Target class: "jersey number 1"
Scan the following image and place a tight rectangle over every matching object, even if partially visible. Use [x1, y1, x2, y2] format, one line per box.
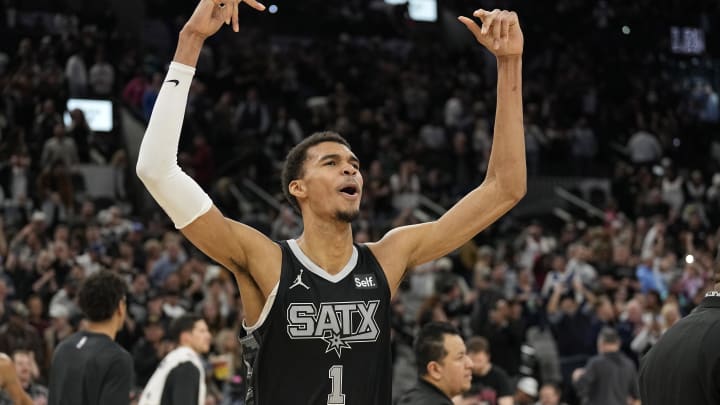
[327, 365, 345, 405]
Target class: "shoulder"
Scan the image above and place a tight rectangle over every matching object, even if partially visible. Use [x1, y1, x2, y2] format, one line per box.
[168, 362, 200, 381]
[491, 365, 511, 379]
[104, 342, 132, 367]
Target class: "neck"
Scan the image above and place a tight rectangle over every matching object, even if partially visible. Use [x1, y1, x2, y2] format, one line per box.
[420, 376, 452, 399]
[85, 319, 118, 340]
[297, 217, 354, 275]
[178, 343, 199, 355]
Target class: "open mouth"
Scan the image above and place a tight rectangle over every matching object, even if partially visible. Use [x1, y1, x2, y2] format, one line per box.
[339, 185, 358, 196]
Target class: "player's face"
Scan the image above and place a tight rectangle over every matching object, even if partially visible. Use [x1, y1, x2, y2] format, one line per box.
[296, 142, 363, 222]
[189, 320, 212, 354]
[439, 335, 473, 397]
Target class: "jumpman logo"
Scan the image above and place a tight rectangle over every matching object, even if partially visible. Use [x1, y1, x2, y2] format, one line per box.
[289, 269, 310, 290]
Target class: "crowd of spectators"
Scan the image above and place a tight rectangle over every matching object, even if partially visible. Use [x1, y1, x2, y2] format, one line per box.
[0, 0, 718, 404]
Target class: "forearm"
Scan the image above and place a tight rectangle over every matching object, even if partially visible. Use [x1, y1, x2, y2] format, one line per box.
[485, 56, 526, 198]
[174, 30, 206, 67]
[136, 33, 213, 228]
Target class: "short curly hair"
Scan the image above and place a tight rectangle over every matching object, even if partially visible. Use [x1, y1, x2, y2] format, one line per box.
[280, 131, 351, 213]
[78, 271, 128, 322]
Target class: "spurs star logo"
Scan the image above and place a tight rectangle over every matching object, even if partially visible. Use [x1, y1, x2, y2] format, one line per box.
[289, 269, 310, 290]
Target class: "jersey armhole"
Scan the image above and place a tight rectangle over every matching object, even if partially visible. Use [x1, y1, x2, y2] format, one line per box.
[358, 243, 392, 300]
[242, 282, 279, 333]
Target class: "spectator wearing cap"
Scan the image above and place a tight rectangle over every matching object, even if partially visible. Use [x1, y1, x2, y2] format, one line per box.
[515, 376, 538, 405]
[48, 276, 81, 321]
[43, 305, 74, 369]
[572, 327, 639, 405]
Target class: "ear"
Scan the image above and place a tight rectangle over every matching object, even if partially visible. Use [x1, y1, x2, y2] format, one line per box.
[426, 361, 443, 381]
[289, 179, 306, 200]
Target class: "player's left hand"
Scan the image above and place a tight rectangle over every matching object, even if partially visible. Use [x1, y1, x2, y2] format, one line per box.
[210, 0, 265, 33]
[458, 9, 523, 58]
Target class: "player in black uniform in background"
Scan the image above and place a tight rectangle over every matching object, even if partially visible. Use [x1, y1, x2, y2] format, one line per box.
[136, 1, 526, 404]
[48, 271, 133, 405]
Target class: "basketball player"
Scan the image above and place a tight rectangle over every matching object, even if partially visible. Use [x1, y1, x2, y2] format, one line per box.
[136, 1, 525, 404]
[139, 315, 211, 405]
[638, 276, 720, 404]
[0, 353, 32, 405]
[48, 272, 133, 405]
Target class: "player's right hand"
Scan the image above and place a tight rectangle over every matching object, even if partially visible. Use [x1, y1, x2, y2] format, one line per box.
[185, 0, 265, 38]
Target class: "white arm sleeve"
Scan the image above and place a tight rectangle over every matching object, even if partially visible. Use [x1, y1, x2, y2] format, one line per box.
[136, 62, 213, 229]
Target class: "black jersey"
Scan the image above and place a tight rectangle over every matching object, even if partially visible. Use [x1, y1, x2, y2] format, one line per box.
[242, 240, 392, 405]
[48, 331, 133, 405]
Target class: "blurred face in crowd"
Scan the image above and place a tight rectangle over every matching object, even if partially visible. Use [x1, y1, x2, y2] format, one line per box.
[538, 384, 560, 405]
[560, 296, 578, 315]
[625, 300, 643, 324]
[551, 255, 566, 273]
[12, 352, 33, 386]
[293, 141, 363, 223]
[596, 298, 614, 321]
[26, 296, 43, 318]
[144, 323, 164, 344]
[183, 320, 212, 354]
[469, 349, 490, 375]
[490, 299, 509, 324]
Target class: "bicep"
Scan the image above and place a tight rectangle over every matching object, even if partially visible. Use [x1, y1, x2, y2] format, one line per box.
[373, 180, 519, 290]
[181, 205, 281, 294]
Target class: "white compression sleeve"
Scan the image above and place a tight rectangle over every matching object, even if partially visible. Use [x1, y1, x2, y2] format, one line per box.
[136, 62, 213, 229]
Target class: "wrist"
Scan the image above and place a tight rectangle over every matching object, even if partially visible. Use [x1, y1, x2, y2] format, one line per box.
[174, 29, 206, 67]
[179, 27, 208, 43]
[497, 54, 522, 64]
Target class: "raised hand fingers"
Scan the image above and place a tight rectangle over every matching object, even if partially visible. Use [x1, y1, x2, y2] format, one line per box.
[210, 0, 231, 24]
[243, 0, 266, 12]
[491, 14, 502, 49]
[501, 14, 510, 46]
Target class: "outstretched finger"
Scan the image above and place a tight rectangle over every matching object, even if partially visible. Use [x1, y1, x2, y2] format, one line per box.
[243, 0, 266, 11]
[233, 0, 240, 31]
[457, 16, 483, 41]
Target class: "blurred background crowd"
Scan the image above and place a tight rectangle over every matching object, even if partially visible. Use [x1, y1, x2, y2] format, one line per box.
[0, 0, 718, 404]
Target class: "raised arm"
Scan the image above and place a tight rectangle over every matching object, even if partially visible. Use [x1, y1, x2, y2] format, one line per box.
[371, 9, 526, 292]
[135, 0, 280, 303]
